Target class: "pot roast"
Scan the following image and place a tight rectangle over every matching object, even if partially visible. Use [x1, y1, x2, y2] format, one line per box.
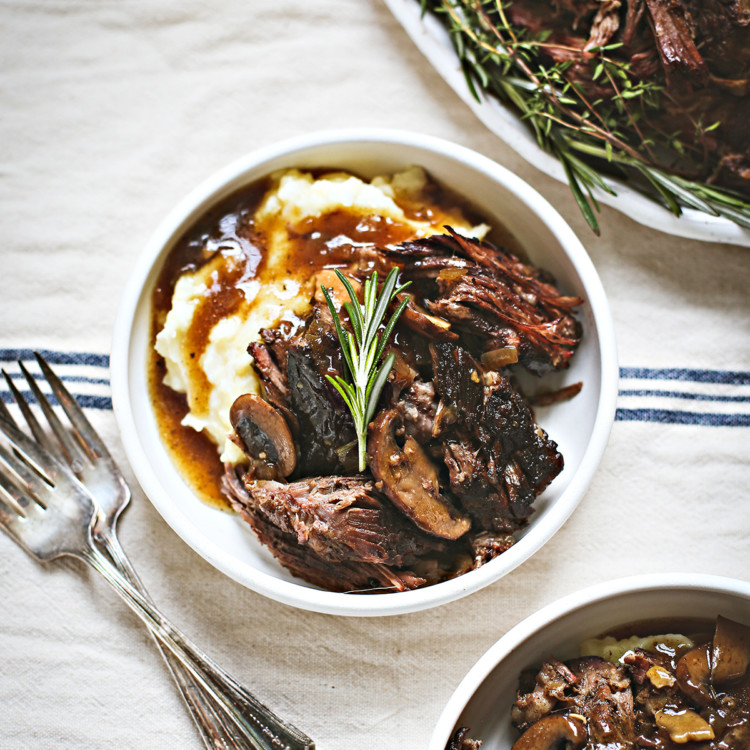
[224, 230, 582, 593]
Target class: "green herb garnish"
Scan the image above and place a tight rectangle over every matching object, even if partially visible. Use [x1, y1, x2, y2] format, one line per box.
[321, 268, 411, 472]
[418, 0, 750, 233]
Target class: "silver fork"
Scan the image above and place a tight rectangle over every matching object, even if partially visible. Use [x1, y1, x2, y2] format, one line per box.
[0, 357, 315, 750]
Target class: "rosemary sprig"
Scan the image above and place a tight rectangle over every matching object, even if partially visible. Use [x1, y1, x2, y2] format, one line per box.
[419, 0, 750, 233]
[321, 268, 411, 472]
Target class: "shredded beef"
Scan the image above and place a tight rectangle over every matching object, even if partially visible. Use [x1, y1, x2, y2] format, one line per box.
[500, 0, 750, 195]
[394, 229, 583, 376]
[227, 474, 447, 567]
[229, 230, 579, 592]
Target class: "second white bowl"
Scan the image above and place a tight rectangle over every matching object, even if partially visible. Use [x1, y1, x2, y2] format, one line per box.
[429, 573, 750, 748]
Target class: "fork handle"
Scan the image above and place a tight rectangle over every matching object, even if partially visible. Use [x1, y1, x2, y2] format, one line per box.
[83, 543, 315, 750]
[99, 530, 258, 750]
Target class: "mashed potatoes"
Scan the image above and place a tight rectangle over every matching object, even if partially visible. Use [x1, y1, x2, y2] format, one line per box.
[580, 633, 695, 664]
[155, 166, 489, 464]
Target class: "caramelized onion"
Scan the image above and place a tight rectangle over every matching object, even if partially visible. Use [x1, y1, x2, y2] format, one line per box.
[531, 381, 583, 406]
[655, 709, 715, 744]
[481, 346, 519, 369]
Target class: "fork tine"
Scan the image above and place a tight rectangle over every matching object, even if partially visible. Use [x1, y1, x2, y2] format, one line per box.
[34, 353, 110, 460]
[2, 369, 62, 461]
[0, 415, 66, 488]
[0, 439, 50, 509]
[0, 484, 30, 543]
[0, 390, 15, 426]
[18, 360, 91, 470]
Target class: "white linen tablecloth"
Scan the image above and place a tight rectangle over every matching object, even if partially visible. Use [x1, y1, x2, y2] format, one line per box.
[1, 2, 749, 748]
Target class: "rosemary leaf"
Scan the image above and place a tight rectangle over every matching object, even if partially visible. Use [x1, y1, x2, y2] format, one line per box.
[322, 268, 411, 472]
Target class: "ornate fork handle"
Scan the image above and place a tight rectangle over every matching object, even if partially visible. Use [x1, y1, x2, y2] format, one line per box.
[82, 539, 313, 750]
[98, 528, 253, 749]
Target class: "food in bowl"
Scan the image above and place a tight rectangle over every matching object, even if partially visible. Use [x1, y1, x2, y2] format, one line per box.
[448, 615, 750, 749]
[416, 1, 750, 232]
[149, 164, 583, 593]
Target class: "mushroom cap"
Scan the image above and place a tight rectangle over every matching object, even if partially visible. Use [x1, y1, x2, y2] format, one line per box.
[230, 393, 296, 478]
[711, 615, 750, 686]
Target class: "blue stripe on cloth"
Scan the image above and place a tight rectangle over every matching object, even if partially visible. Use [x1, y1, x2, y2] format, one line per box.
[616, 408, 750, 426]
[2, 350, 750, 423]
[618, 389, 750, 403]
[0, 348, 109, 368]
[0, 390, 112, 411]
[620, 366, 750, 386]
[3, 371, 110, 387]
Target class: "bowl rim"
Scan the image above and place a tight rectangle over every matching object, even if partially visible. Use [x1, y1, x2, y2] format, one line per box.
[428, 572, 750, 749]
[110, 127, 619, 616]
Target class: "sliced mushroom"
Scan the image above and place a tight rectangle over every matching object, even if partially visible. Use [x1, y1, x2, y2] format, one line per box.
[230, 393, 296, 479]
[711, 615, 750, 686]
[367, 409, 470, 540]
[676, 643, 713, 708]
[511, 714, 587, 750]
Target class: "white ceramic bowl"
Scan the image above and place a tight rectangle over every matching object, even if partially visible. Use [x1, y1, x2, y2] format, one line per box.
[429, 573, 750, 749]
[110, 128, 618, 616]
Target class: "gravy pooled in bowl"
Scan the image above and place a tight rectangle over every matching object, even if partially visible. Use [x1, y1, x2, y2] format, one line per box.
[149, 165, 583, 592]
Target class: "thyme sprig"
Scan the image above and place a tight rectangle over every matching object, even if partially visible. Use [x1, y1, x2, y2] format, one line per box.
[321, 268, 410, 472]
[420, 0, 750, 233]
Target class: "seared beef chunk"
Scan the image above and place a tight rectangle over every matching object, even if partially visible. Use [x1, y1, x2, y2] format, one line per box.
[511, 616, 750, 749]
[230, 230, 578, 592]
[431, 341, 485, 427]
[431, 342, 563, 531]
[248, 303, 358, 477]
[286, 341, 357, 475]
